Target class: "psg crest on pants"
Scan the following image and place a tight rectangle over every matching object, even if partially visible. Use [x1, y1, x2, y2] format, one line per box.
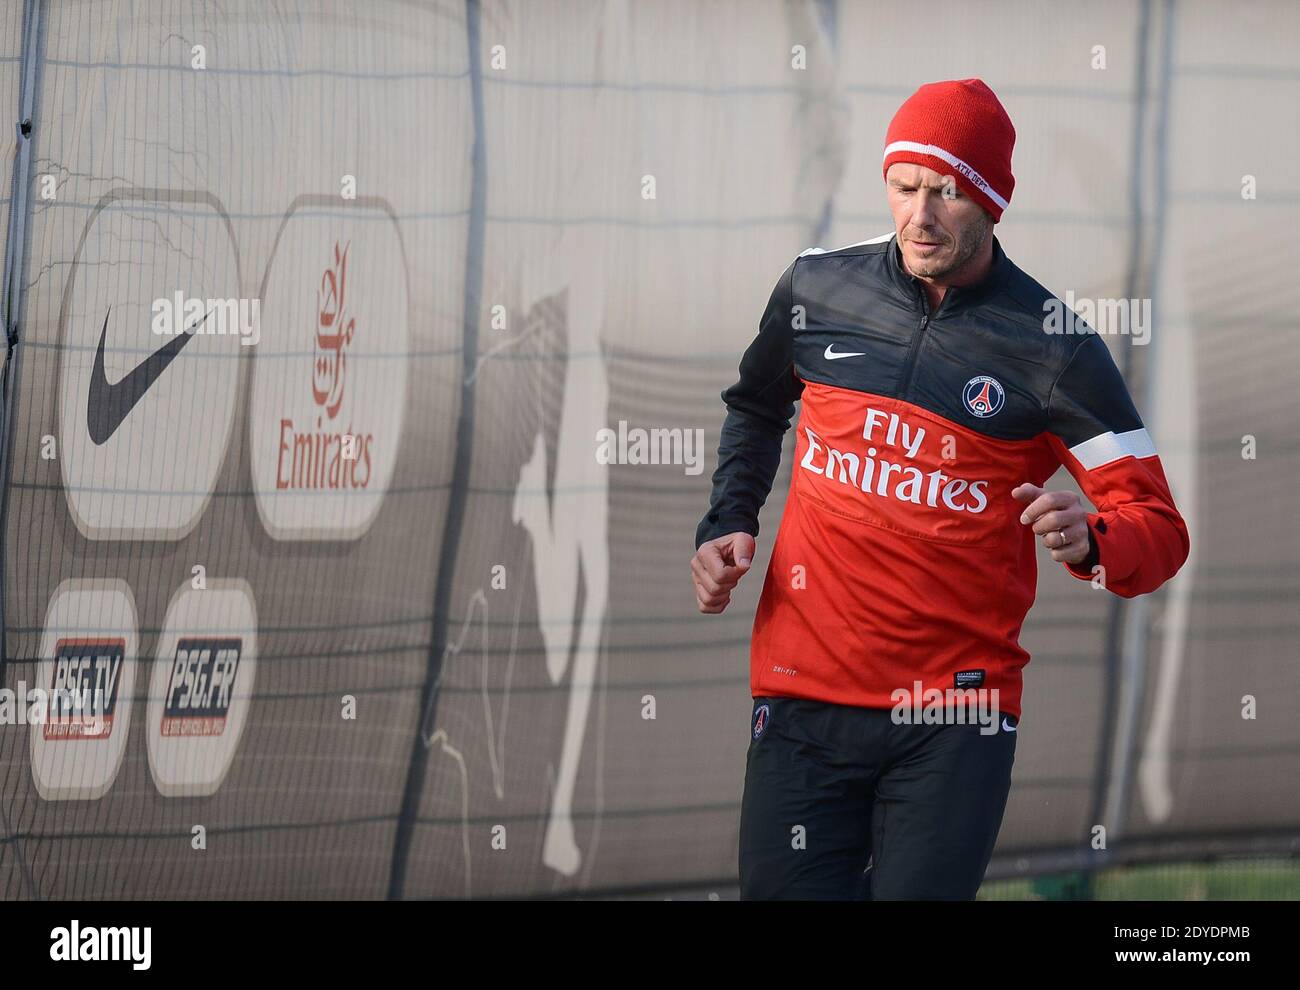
[963, 375, 1005, 418]
[752, 703, 770, 739]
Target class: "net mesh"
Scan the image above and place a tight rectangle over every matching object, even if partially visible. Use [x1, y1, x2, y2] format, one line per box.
[0, 0, 1296, 899]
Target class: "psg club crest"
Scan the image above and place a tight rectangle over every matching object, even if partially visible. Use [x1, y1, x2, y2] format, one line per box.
[963, 375, 1005, 418]
[752, 703, 770, 739]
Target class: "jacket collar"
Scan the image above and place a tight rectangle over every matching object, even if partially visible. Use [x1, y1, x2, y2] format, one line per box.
[885, 230, 1011, 313]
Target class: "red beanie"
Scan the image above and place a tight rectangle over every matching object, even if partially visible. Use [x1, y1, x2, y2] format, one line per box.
[882, 78, 1016, 223]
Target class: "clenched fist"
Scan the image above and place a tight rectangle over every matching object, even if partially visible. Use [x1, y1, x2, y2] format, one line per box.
[1011, 482, 1093, 565]
[691, 531, 756, 613]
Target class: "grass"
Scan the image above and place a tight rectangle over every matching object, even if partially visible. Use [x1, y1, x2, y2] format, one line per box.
[979, 858, 1300, 900]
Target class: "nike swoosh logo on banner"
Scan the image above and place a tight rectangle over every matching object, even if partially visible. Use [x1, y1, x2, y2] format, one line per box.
[1002, 717, 1017, 733]
[87, 306, 213, 445]
[824, 344, 866, 360]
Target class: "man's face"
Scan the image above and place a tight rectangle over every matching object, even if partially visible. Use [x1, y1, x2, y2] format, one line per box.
[886, 162, 991, 280]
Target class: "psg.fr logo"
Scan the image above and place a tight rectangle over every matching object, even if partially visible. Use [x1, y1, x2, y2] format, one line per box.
[962, 375, 1005, 418]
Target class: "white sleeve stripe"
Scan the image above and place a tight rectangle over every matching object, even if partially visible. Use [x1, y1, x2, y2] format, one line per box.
[1068, 428, 1157, 470]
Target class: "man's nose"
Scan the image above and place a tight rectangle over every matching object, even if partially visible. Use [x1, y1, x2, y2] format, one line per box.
[911, 189, 937, 229]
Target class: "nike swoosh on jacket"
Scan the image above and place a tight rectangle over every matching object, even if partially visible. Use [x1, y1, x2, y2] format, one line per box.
[695, 233, 1190, 720]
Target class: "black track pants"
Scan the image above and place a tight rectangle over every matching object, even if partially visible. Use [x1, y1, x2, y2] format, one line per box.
[738, 695, 1017, 900]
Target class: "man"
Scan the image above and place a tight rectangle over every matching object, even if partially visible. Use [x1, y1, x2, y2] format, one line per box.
[691, 78, 1189, 900]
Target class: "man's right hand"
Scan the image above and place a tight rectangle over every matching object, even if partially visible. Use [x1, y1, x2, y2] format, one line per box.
[691, 531, 757, 613]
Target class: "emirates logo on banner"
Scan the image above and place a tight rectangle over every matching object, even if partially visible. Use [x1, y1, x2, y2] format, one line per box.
[275, 240, 374, 491]
[250, 203, 409, 541]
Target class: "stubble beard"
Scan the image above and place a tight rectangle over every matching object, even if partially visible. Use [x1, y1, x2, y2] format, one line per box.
[907, 209, 991, 280]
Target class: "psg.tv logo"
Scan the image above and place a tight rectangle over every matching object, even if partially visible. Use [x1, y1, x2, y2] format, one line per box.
[45, 638, 123, 740]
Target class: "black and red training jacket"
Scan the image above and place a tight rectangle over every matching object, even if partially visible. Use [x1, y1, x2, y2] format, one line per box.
[696, 232, 1190, 720]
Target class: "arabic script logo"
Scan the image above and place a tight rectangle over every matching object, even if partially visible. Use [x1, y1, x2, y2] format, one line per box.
[312, 240, 356, 422]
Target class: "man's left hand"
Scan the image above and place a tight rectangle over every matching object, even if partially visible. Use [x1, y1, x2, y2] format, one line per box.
[1011, 483, 1092, 565]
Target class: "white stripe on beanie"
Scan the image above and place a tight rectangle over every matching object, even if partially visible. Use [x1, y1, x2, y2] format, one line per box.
[883, 140, 1010, 211]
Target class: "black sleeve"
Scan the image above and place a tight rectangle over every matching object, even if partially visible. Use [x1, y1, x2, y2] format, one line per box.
[694, 257, 804, 549]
